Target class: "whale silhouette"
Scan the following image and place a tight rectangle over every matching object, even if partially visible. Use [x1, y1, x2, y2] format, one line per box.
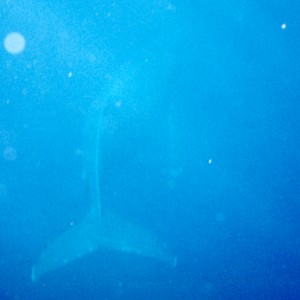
[31, 70, 176, 283]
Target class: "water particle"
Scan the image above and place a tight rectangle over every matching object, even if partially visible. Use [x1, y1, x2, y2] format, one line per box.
[281, 23, 286, 30]
[4, 32, 26, 55]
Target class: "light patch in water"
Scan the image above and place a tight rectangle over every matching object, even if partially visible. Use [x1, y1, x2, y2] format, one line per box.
[4, 32, 26, 55]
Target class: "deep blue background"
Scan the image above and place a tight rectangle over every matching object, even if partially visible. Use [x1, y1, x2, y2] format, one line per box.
[1, 0, 300, 299]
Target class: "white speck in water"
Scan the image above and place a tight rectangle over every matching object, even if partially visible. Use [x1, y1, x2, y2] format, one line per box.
[208, 159, 213, 164]
[4, 32, 26, 55]
[281, 23, 287, 30]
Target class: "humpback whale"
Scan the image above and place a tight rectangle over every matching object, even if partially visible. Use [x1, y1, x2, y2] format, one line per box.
[31, 71, 176, 283]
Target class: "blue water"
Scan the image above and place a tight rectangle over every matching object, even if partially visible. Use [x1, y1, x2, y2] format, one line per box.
[1, 0, 300, 299]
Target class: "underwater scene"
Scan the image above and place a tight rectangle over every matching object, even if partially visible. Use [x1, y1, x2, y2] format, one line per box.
[1, 0, 300, 299]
